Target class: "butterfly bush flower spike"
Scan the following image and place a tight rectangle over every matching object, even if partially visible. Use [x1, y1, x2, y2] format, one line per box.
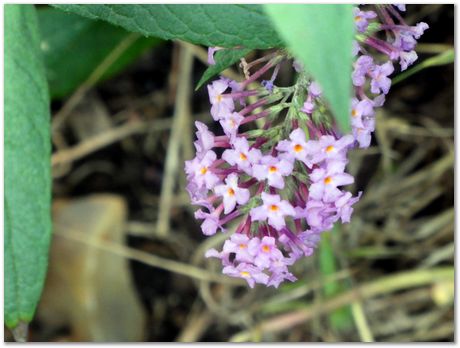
[186, 4, 428, 288]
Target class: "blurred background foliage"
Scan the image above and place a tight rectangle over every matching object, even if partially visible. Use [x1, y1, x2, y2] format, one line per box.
[37, 7, 162, 99]
[6, 4, 454, 342]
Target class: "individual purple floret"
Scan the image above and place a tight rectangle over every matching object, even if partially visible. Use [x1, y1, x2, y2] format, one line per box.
[195, 206, 225, 236]
[185, 150, 220, 190]
[261, 79, 274, 93]
[301, 100, 315, 115]
[214, 173, 250, 214]
[308, 81, 322, 98]
[350, 98, 375, 128]
[250, 193, 296, 230]
[276, 128, 316, 167]
[219, 112, 244, 139]
[399, 50, 418, 71]
[311, 135, 355, 164]
[193, 121, 215, 156]
[370, 61, 394, 94]
[252, 155, 293, 189]
[207, 78, 234, 120]
[309, 161, 355, 203]
[352, 55, 374, 87]
[352, 40, 361, 56]
[335, 191, 363, 223]
[353, 6, 377, 33]
[207, 47, 223, 65]
[223, 263, 269, 288]
[222, 137, 262, 175]
[248, 236, 284, 268]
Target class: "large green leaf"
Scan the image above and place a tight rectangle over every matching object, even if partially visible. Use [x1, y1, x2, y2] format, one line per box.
[5, 5, 52, 330]
[264, 5, 354, 132]
[196, 47, 252, 90]
[38, 7, 161, 100]
[52, 4, 283, 49]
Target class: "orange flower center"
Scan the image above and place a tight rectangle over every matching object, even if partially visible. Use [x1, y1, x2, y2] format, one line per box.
[240, 271, 250, 278]
[294, 144, 303, 153]
[227, 188, 235, 196]
[351, 109, 358, 117]
[239, 153, 248, 161]
[324, 176, 332, 185]
[216, 94, 223, 103]
[269, 166, 278, 173]
[239, 243, 247, 250]
[262, 245, 271, 253]
[326, 145, 334, 153]
[200, 167, 208, 175]
[269, 204, 279, 212]
[355, 15, 362, 21]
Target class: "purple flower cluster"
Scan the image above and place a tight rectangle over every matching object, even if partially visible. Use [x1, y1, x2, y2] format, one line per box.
[186, 5, 428, 288]
[350, 4, 428, 147]
[186, 73, 361, 288]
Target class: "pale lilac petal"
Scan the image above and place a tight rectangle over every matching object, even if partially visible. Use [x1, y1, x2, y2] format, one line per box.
[201, 218, 218, 236]
[381, 61, 394, 76]
[309, 81, 322, 97]
[278, 159, 294, 176]
[248, 148, 262, 164]
[250, 206, 267, 222]
[290, 128, 307, 143]
[252, 272, 269, 285]
[252, 164, 267, 181]
[276, 140, 291, 152]
[336, 134, 355, 149]
[247, 237, 261, 256]
[205, 248, 221, 258]
[261, 192, 280, 205]
[267, 172, 285, 189]
[228, 173, 239, 185]
[268, 214, 286, 230]
[327, 160, 347, 174]
[310, 168, 326, 182]
[214, 184, 227, 196]
[309, 183, 324, 200]
[301, 100, 314, 114]
[323, 186, 345, 202]
[204, 172, 220, 189]
[222, 149, 237, 165]
[223, 195, 237, 214]
[235, 188, 250, 205]
[278, 201, 296, 217]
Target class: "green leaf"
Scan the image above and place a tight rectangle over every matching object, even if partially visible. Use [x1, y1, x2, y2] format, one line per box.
[318, 228, 353, 331]
[52, 4, 283, 49]
[264, 4, 354, 132]
[38, 7, 161, 100]
[392, 48, 454, 85]
[5, 5, 52, 329]
[196, 47, 252, 90]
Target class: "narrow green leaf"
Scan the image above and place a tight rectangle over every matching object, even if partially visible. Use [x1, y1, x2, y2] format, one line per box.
[319, 228, 353, 331]
[264, 5, 354, 132]
[196, 48, 252, 90]
[5, 5, 52, 329]
[38, 7, 161, 100]
[392, 48, 454, 85]
[52, 4, 283, 49]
